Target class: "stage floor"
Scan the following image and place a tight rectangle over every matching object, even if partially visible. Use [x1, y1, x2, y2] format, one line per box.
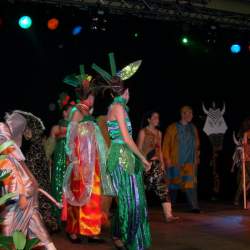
[52, 203, 250, 250]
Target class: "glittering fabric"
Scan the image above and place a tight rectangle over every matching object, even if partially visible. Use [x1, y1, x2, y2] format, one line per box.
[107, 115, 151, 250]
[51, 135, 67, 224]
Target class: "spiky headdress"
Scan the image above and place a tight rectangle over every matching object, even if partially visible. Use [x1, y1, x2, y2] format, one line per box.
[91, 52, 142, 94]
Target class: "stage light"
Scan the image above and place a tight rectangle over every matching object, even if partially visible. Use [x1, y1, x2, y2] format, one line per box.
[47, 18, 59, 30]
[230, 44, 241, 54]
[72, 25, 82, 36]
[18, 16, 32, 29]
[248, 44, 250, 52]
[134, 33, 139, 38]
[181, 37, 189, 45]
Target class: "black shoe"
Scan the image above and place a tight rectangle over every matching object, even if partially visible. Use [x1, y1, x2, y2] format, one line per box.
[87, 237, 106, 244]
[190, 208, 201, 214]
[67, 233, 82, 244]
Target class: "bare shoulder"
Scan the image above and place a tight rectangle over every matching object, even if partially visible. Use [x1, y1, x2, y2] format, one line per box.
[71, 108, 83, 121]
[112, 103, 124, 111]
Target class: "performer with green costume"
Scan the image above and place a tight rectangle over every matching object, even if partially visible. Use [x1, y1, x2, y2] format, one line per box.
[46, 93, 74, 224]
[92, 53, 151, 250]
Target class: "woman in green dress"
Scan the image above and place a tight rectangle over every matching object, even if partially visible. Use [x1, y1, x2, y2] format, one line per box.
[106, 77, 151, 250]
[46, 96, 73, 225]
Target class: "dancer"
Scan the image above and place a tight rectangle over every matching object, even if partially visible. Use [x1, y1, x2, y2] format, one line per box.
[92, 53, 151, 250]
[63, 65, 114, 243]
[15, 110, 59, 232]
[162, 106, 200, 213]
[233, 117, 250, 205]
[46, 93, 73, 224]
[137, 110, 178, 222]
[0, 112, 57, 250]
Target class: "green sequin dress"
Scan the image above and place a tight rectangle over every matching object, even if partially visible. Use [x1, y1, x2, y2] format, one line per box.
[51, 119, 68, 224]
[106, 97, 151, 250]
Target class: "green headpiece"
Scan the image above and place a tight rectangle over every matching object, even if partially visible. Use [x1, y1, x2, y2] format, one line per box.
[63, 65, 92, 89]
[91, 52, 142, 82]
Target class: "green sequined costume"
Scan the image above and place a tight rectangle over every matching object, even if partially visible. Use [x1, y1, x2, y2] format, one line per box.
[106, 97, 151, 250]
[51, 119, 68, 224]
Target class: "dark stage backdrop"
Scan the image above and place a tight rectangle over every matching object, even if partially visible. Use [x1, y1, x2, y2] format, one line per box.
[0, 2, 249, 201]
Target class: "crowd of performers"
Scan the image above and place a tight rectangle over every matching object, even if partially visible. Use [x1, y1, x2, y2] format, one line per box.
[0, 53, 248, 250]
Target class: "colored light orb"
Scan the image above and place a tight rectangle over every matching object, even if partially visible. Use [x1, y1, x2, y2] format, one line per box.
[72, 25, 82, 36]
[47, 18, 59, 30]
[18, 16, 32, 29]
[230, 44, 241, 54]
[182, 37, 189, 44]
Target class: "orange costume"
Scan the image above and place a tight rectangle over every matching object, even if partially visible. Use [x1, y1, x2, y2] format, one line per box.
[63, 109, 114, 236]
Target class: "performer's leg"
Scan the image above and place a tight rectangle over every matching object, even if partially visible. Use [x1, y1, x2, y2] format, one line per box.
[184, 188, 200, 211]
[149, 161, 179, 222]
[170, 189, 178, 204]
[111, 165, 151, 249]
[101, 196, 113, 227]
[234, 169, 243, 205]
[28, 209, 57, 249]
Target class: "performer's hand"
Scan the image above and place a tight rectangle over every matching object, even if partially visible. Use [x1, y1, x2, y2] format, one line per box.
[160, 162, 165, 171]
[142, 158, 151, 172]
[56, 202, 63, 209]
[19, 195, 28, 209]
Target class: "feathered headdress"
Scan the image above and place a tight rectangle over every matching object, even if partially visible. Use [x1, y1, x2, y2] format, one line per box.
[63, 65, 93, 100]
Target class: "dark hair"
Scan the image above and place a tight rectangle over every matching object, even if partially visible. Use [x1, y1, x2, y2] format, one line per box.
[141, 110, 159, 128]
[110, 76, 126, 97]
[92, 75, 127, 97]
[75, 86, 93, 101]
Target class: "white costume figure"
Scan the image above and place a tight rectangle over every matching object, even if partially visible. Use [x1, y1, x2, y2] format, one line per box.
[202, 102, 228, 136]
[202, 102, 228, 196]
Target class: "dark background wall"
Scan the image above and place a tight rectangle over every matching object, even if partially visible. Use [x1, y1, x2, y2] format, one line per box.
[0, 2, 250, 201]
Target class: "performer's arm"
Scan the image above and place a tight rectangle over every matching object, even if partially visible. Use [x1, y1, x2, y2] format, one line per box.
[66, 108, 82, 163]
[44, 125, 58, 160]
[114, 104, 151, 170]
[136, 129, 145, 152]
[159, 131, 165, 170]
